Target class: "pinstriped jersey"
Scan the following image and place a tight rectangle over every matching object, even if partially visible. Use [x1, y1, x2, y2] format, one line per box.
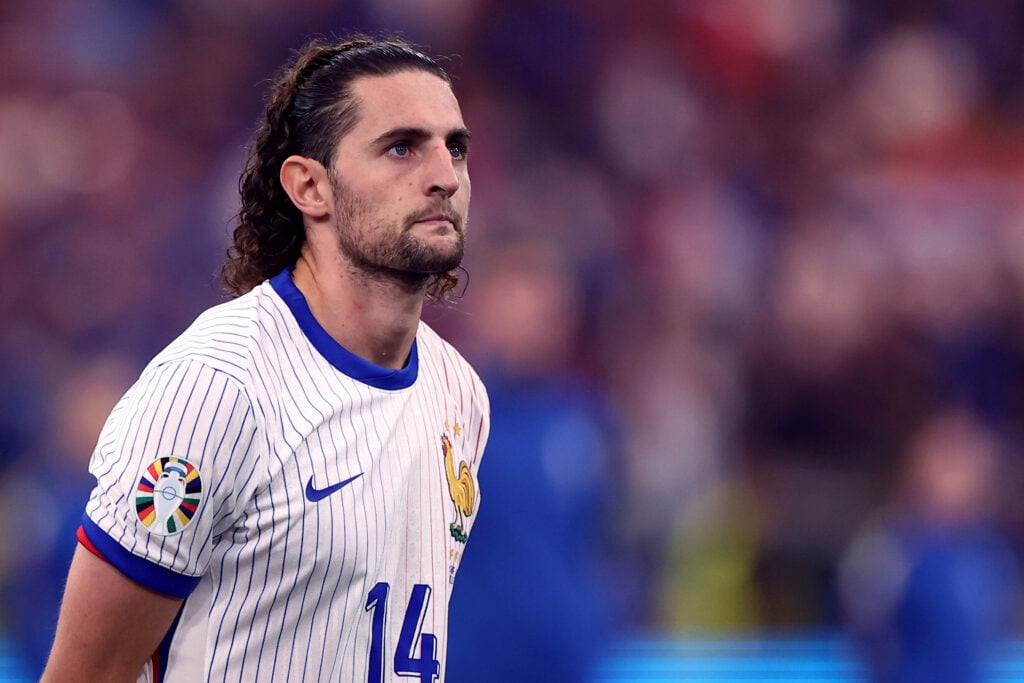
[80, 269, 489, 682]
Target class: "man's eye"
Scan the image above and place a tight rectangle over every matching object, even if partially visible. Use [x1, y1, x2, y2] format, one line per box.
[389, 143, 410, 157]
[448, 144, 466, 159]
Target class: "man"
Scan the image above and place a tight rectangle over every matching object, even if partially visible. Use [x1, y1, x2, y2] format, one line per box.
[838, 410, 1019, 683]
[43, 36, 489, 682]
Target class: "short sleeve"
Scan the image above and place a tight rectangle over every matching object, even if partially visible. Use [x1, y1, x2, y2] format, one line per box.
[81, 359, 261, 598]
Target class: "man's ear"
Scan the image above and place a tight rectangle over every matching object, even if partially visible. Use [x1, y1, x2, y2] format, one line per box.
[280, 155, 332, 219]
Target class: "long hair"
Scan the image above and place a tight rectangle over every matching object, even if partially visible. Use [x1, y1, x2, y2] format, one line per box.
[221, 36, 461, 300]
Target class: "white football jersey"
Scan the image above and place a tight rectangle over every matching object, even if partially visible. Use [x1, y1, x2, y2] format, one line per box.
[81, 269, 489, 682]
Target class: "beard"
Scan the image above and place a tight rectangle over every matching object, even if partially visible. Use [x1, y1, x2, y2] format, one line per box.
[333, 184, 466, 285]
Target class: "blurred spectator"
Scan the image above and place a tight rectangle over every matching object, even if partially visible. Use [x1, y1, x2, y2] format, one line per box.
[0, 356, 135, 674]
[447, 243, 627, 682]
[657, 478, 764, 632]
[838, 410, 1021, 683]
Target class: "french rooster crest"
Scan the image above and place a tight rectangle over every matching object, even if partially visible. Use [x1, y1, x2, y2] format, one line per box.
[442, 433, 475, 543]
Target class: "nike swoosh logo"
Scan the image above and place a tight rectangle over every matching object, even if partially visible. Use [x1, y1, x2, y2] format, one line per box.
[305, 473, 363, 502]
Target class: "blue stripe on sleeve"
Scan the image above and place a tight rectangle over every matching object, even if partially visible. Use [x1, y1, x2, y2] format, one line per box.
[81, 515, 202, 599]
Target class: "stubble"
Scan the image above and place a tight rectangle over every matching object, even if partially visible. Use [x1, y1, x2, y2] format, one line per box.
[332, 183, 466, 289]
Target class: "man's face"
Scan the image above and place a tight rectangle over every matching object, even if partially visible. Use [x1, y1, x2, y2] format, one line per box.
[329, 70, 471, 281]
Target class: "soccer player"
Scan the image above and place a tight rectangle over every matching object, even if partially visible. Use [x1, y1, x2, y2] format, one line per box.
[42, 36, 489, 682]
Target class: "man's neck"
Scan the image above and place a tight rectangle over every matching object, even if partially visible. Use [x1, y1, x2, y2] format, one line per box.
[290, 253, 425, 370]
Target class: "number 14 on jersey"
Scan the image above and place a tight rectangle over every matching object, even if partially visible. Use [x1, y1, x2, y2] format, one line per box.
[365, 582, 440, 682]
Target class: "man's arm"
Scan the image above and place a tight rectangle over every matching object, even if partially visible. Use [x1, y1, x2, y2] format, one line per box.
[42, 545, 184, 683]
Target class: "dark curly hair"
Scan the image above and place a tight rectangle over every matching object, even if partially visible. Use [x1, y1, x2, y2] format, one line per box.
[221, 36, 461, 300]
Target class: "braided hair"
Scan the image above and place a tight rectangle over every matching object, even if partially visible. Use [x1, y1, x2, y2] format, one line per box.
[221, 36, 458, 299]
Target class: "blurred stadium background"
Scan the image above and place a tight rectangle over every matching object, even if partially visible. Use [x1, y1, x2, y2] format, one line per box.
[3, 1, 1024, 681]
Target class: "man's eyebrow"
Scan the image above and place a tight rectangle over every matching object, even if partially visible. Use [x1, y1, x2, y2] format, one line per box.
[371, 126, 472, 146]
[372, 127, 431, 146]
[447, 128, 472, 147]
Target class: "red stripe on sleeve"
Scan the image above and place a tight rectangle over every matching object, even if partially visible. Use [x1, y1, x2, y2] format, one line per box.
[151, 651, 162, 682]
[76, 525, 107, 562]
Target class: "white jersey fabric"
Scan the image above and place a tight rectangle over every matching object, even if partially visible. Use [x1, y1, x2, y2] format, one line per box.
[80, 269, 490, 682]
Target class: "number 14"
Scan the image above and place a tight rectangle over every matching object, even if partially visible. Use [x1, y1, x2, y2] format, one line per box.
[365, 582, 440, 682]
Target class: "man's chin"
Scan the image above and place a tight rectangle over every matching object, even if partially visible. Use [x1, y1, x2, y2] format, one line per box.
[400, 236, 464, 274]
[411, 254, 463, 275]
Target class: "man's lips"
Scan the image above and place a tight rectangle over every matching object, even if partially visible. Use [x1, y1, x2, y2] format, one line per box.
[412, 214, 458, 230]
[407, 204, 463, 232]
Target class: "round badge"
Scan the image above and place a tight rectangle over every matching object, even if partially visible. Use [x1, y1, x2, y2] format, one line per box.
[135, 456, 203, 535]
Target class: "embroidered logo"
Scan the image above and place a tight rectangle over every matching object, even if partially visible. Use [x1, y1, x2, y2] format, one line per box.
[305, 473, 363, 502]
[135, 456, 203, 536]
[442, 425, 475, 543]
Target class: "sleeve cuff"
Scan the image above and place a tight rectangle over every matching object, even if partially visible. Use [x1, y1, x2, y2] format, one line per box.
[80, 514, 202, 599]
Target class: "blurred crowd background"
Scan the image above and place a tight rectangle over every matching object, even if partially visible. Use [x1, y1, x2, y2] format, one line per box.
[3, 1, 1024, 681]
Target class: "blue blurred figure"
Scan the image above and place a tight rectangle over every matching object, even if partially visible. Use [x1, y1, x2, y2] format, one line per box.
[0, 358, 132, 677]
[447, 243, 624, 682]
[839, 409, 1021, 683]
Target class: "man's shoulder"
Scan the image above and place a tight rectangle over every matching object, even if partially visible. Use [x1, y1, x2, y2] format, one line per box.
[417, 321, 470, 366]
[416, 321, 491, 452]
[148, 281, 289, 381]
[416, 321, 488, 394]
[190, 282, 280, 334]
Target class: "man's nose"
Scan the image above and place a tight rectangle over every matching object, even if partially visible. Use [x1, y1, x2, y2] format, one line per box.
[424, 145, 460, 197]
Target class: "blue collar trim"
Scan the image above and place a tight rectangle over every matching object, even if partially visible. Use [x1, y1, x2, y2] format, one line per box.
[269, 269, 418, 390]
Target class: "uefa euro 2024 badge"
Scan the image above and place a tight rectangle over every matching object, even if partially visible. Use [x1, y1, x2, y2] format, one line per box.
[135, 456, 203, 535]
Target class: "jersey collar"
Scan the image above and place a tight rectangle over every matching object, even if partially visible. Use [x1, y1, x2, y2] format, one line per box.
[269, 269, 419, 390]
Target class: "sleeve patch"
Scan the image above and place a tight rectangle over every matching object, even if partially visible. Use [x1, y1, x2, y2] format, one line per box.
[135, 456, 204, 536]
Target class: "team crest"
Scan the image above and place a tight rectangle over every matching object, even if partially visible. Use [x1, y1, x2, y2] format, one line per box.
[135, 456, 203, 536]
[441, 428, 475, 543]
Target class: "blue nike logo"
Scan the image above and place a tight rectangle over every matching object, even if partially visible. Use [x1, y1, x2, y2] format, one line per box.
[305, 473, 363, 502]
